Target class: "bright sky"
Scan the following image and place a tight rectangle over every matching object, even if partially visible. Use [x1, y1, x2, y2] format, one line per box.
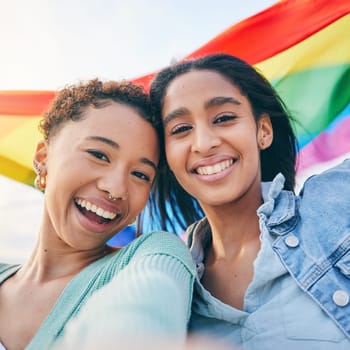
[0, 0, 278, 263]
[0, 0, 276, 90]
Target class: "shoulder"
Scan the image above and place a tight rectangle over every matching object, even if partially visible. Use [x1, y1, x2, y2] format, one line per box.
[0, 263, 20, 284]
[301, 159, 350, 194]
[122, 231, 196, 274]
[299, 159, 350, 210]
[293, 160, 350, 248]
[0, 263, 19, 274]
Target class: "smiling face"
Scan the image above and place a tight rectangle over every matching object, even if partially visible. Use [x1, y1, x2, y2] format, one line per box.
[162, 70, 272, 212]
[35, 102, 159, 251]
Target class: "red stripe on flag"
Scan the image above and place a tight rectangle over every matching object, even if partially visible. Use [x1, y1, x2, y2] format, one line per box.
[188, 0, 350, 65]
[0, 91, 55, 116]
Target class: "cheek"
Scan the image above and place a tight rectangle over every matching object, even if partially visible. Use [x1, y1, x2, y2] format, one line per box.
[130, 187, 152, 215]
[228, 127, 259, 154]
[165, 139, 182, 169]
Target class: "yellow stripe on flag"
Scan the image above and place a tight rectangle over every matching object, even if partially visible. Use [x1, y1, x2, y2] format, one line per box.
[0, 117, 42, 170]
[256, 15, 350, 80]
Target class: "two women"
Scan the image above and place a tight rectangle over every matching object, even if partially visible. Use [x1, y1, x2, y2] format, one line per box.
[2, 54, 349, 350]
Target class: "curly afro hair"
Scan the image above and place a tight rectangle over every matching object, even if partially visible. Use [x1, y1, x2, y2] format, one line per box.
[39, 79, 156, 140]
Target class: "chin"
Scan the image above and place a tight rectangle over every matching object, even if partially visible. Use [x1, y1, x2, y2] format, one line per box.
[200, 197, 232, 208]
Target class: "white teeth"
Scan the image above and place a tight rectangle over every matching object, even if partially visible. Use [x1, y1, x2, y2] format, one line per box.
[196, 159, 233, 175]
[75, 199, 117, 220]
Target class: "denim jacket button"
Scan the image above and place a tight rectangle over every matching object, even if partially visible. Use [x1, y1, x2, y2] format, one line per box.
[332, 290, 349, 307]
[284, 235, 299, 248]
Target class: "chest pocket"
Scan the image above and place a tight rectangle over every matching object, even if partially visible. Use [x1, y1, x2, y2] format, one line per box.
[281, 277, 346, 343]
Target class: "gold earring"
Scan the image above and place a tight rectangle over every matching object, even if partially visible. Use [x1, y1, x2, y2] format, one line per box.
[34, 175, 40, 188]
[34, 174, 46, 191]
[40, 175, 46, 189]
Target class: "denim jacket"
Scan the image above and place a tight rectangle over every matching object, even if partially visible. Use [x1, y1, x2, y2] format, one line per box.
[265, 159, 350, 338]
[187, 159, 350, 347]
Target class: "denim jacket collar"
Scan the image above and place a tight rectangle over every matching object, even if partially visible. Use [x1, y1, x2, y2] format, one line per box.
[187, 173, 299, 257]
[258, 173, 299, 236]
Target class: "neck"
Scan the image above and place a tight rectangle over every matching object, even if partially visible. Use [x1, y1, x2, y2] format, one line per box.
[18, 229, 107, 283]
[202, 193, 262, 261]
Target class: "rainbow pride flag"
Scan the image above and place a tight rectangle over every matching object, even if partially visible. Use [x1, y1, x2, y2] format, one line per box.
[1, 0, 350, 187]
[0, 91, 55, 185]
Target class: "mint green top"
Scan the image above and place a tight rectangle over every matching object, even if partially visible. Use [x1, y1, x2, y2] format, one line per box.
[0, 231, 196, 349]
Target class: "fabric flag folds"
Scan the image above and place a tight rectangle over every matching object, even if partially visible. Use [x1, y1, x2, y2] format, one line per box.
[1, 0, 350, 188]
[0, 91, 54, 185]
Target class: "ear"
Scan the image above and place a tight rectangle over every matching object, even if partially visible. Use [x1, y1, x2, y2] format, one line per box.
[33, 140, 49, 175]
[257, 114, 273, 150]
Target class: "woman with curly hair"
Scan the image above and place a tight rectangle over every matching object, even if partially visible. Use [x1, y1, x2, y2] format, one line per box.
[0, 79, 196, 350]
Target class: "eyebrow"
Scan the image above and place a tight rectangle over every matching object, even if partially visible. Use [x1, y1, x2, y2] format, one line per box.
[204, 96, 241, 109]
[86, 136, 157, 171]
[163, 107, 189, 128]
[86, 136, 119, 149]
[140, 157, 158, 172]
[163, 96, 241, 127]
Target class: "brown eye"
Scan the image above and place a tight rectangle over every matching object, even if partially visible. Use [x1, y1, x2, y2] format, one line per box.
[87, 150, 109, 162]
[214, 114, 236, 124]
[132, 171, 151, 182]
[171, 124, 192, 135]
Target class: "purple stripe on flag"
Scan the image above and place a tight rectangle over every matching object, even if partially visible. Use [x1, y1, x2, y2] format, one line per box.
[298, 114, 350, 170]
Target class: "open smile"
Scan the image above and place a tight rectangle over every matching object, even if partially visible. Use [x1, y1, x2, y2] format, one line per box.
[74, 198, 121, 225]
[194, 159, 234, 175]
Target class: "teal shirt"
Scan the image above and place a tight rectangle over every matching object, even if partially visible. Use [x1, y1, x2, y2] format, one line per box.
[0, 231, 196, 349]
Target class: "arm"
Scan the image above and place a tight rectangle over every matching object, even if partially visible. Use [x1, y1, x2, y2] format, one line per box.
[54, 232, 196, 349]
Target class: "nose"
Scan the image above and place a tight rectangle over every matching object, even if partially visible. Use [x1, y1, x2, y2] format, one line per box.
[98, 166, 129, 201]
[191, 125, 221, 153]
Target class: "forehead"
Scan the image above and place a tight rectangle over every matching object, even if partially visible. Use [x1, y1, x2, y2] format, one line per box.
[163, 70, 245, 111]
[80, 102, 147, 133]
[165, 70, 241, 100]
[51, 102, 159, 155]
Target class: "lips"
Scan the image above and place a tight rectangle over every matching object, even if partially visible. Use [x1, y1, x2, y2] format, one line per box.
[194, 158, 234, 175]
[74, 198, 122, 226]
